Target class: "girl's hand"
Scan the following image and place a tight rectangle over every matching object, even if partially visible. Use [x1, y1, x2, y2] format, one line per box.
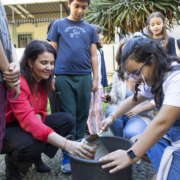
[124, 107, 140, 118]
[5, 82, 20, 101]
[102, 94, 109, 103]
[92, 79, 98, 92]
[100, 117, 114, 132]
[99, 150, 133, 173]
[3, 62, 20, 86]
[50, 77, 56, 91]
[67, 141, 95, 160]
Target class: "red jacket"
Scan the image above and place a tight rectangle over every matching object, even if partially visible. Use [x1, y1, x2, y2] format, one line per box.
[6, 75, 54, 142]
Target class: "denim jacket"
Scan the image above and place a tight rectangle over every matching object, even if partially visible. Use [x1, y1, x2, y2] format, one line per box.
[169, 37, 177, 57]
[100, 49, 108, 87]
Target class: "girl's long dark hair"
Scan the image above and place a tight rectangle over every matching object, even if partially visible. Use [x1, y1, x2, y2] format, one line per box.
[147, 12, 169, 47]
[20, 40, 57, 94]
[115, 37, 130, 81]
[121, 37, 180, 108]
[91, 24, 103, 50]
[47, 20, 56, 34]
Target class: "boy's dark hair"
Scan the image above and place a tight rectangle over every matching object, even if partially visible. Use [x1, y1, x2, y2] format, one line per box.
[20, 40, 57, 94]
[121, 36, 180, 108]
[91, 24, 102, 49]
[69, 0, 90, 5]
[147, 12, 169, 47]
[47, 20, 56, 34]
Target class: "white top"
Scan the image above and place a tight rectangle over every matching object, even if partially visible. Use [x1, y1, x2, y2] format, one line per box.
[157, 69, 180, 179]
[97, 50, 102, 89]
[157, 140, 180, 180]
[141, 63, 180, 108]
[110, 71, 154, 125]
[156, 67, 180, 179]
[140, 62, 180, 179]
[91, 49, 102, 89]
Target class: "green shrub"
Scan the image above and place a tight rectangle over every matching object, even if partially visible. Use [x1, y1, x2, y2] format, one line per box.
[102, 83, 113, 113]
[47, 99, 51, 115]
[104, 83, 112, 93]
[102, 102, 111, 113]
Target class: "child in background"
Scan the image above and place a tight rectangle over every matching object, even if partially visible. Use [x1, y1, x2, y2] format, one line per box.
[47, 0, 99, 173]
[147, 11, 177, 56]
[47, 20, 59, 114]
[87, 24, 108, 134]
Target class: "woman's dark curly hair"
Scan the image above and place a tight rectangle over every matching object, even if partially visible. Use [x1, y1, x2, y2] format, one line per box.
[115, 37, 131, 81]
[20, 40, 57, 94]
[121, 36, 180, 108]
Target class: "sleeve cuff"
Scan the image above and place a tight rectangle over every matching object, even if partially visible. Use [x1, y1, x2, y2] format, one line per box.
[110, 94, 117, 104]
[34, 126, 55, 143]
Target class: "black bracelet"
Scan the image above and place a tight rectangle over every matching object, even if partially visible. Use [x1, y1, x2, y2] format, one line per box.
[135, 139, 138, 143]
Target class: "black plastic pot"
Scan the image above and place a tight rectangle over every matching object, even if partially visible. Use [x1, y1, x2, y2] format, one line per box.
[68, 136, 133, 180]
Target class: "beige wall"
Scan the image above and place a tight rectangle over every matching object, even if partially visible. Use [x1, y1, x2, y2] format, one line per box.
[9, 21, 50, 46]
[167, 24, 180, 39]
[102, 44, 118, 84]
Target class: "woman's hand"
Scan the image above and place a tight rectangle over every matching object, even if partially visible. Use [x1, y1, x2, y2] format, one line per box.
[67, 141, 95, 160]
[100, 116, 114, 132]
[102, 94, 110, 103]
[99, 150, 133, 173]
[124, 107, 140, 118]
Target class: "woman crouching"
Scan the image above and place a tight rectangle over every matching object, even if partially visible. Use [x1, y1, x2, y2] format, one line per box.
[2, 40, 94, 180]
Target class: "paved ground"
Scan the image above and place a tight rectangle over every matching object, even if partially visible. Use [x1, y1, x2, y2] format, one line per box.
[0, 129, 156, 180]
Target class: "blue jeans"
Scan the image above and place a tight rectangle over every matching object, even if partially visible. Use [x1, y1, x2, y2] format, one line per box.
[105, 105, 147, 139]
[147, 120, 180, 179]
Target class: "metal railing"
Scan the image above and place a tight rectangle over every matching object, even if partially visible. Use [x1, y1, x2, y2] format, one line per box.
[8, 17, 59, 48]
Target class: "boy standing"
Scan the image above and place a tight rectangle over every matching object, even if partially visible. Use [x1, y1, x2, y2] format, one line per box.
[47, 0, 98, 140]
[47, 0, 98, 173]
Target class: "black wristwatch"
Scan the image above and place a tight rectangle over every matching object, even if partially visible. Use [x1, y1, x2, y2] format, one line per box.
[127, 148, 140, 164]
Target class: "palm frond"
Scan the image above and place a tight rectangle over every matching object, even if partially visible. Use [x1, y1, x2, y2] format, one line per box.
[85, 0, 180, 43]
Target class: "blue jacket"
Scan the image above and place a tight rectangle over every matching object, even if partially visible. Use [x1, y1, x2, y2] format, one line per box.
[169, 37, 177, 56]
[100, 49, 108, 87]
[156, 36, 177, 57]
